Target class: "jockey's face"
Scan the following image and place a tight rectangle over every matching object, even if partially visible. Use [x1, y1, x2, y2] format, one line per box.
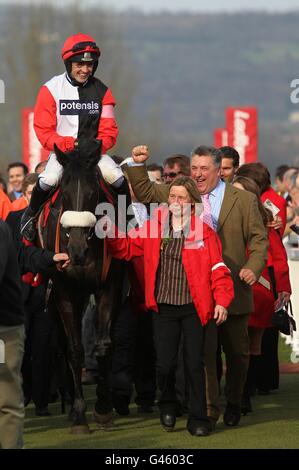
[71, 61, 93, 83]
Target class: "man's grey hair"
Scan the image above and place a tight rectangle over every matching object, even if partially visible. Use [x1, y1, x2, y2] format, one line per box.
[191, 145, 223, 168]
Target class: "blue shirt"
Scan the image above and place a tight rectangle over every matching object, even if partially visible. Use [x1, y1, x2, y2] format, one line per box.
[208, 179, 226, 231]
[13, 190, 23, 200]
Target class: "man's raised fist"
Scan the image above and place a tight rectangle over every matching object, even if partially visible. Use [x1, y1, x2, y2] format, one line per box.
[131, 145, 150, 164]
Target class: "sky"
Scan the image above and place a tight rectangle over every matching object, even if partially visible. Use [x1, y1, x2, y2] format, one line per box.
[104, 0, 299, 13]
[1, 0, 299, 12]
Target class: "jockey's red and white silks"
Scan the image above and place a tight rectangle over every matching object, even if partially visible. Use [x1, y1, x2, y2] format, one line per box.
[34, 73, 118, 154]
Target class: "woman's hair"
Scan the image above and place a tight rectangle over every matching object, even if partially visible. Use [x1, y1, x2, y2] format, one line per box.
[233, 175, 272, 226]
[169, 176, 202, 203]
[235, 162, 271, 193]
[22, 173, 38, 194]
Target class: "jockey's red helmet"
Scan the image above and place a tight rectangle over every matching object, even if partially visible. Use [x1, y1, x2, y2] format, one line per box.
[62, 33, 101, 78]
[61, 33, 101, 63]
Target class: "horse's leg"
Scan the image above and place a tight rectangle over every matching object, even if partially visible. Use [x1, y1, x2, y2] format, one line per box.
[93, 260, 126, 428]
[54, 286, 90, 434]
[47, 289, 69, 415]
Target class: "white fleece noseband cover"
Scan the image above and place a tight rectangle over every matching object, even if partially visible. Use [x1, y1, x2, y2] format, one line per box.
[60, 211, 97, 228]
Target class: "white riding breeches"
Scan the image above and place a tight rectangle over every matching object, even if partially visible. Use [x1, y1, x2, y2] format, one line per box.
[38, 152, 124, 191]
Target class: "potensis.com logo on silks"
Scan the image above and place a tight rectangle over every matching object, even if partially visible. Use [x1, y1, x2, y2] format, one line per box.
[59, 99, 100, 115]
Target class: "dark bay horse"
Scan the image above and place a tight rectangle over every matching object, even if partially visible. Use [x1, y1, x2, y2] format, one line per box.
[41, 139, 129, 433]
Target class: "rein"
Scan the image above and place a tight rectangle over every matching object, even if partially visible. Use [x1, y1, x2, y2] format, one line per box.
[55, 206, 64, 254]
[76, 180, 81, 211]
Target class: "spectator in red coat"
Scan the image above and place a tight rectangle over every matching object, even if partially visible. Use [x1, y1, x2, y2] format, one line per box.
[104, 176, 234, 436]
[236, 163, 291, 394]
[0, 187, 11, 221]
[233, 174, 291, 411]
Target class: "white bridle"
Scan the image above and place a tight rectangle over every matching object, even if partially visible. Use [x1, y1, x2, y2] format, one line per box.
[60, 211, 97, 228]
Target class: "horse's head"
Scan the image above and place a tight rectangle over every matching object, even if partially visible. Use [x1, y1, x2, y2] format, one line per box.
[54, 139, 103, 266]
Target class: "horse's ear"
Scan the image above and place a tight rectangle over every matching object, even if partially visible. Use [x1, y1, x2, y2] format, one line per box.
[89, 139, 102, 167]
[79, 138, 102, 169]
[54, 144, 68, 167]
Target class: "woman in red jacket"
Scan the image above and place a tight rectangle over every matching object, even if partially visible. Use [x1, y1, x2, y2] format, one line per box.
[104, 176, 234, 436]
[233, 175, 291, 412]
[236, 163, 291, 396]
[236, 162, 287, 235]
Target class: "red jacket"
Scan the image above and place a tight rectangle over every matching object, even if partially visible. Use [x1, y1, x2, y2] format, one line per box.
[10, 195, 28, 212]
[106, 212, 234, 326]
[250, 227, 291, 328]
[0, 188, 12, 221]
[261, 187, 287, 237]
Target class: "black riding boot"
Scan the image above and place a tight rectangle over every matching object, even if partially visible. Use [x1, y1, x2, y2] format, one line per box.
[20, 180, 52, 242]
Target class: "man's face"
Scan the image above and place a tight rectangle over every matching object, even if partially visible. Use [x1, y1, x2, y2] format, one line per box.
[148, 170, 163, 184]
[8, 166, 25, 192]
[163, 163, 183, 184]
[290, 185, 299, 206]
[191, 155, 221, 195]
[283, 169, 297, 192]
[220, 157, 237, 183]
[71, 61, 93, 84]
[275, 177, 285, 194]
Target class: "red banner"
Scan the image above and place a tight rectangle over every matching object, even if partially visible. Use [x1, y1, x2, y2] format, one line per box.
[22, 108, 48, 172]
[226, 107, 258, 165]
[214, 128, 228, 148]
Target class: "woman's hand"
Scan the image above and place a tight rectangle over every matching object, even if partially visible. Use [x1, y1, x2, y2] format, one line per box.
[131, 145, 149, 164]
[267, 215, 283, 231]
[53, 253, 70, 271]
[275, 291, 291, 309]
[214, 305, 228, 325]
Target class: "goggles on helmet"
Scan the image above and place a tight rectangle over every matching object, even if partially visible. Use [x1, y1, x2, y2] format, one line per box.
[63, 41, 100, 60]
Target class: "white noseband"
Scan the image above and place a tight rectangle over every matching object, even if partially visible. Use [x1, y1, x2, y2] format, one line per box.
[60, 211, 97, 228]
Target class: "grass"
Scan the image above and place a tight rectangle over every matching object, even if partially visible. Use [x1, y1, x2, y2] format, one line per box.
[24, 338, 299, 449]
[278, 335, 293, 363]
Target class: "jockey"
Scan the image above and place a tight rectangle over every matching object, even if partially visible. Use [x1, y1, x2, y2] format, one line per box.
[21, 33, 124, 241]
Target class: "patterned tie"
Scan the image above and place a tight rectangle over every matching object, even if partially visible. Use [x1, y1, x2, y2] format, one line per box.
[201, 193, 214, 230]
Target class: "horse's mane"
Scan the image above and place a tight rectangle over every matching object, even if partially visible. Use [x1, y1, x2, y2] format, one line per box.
[58, 140, 102, 188]
[61, 151, 97, 186]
